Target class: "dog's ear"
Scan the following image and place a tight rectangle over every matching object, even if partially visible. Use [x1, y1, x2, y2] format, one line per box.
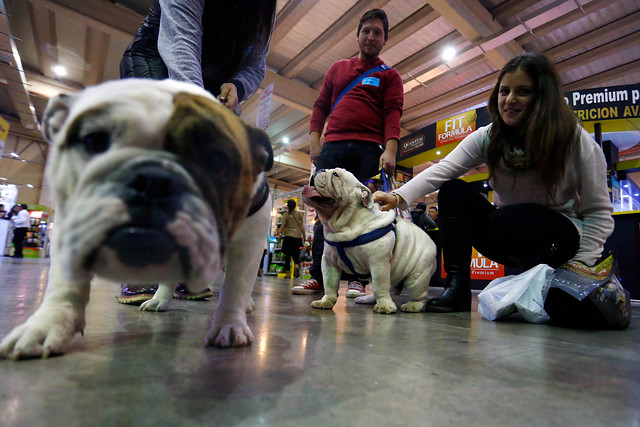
[42, 93, 73, 142]
[243, 123, 274, 174]
[359, 182, 374, 209]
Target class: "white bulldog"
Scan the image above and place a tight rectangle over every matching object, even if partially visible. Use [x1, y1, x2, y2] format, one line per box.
[302, 168, 437, 313]
[0, 79, 273, 359]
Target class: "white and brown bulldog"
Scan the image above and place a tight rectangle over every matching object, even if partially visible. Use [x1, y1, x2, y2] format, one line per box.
[303, 168, 437, 314]
[0, 79, 273, 359]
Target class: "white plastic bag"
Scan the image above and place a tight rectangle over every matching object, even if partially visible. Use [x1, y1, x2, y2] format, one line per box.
[478, 264, 554, 323]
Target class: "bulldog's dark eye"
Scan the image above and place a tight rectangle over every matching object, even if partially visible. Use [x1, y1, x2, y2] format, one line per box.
[82, 132, 111, 154]
[333, 172, 339, 177]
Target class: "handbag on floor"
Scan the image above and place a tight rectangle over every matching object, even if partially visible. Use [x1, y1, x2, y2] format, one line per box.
[544, 253, 632, 329]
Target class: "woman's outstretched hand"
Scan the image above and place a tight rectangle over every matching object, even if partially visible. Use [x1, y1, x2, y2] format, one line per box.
[373, 191, 397, 211]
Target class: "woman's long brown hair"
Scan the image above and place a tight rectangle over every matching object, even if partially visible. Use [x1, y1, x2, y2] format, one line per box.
[487, 52, 578, 201]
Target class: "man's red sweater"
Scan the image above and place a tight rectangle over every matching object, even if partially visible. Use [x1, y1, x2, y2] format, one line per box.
[309, 56, 404, 147]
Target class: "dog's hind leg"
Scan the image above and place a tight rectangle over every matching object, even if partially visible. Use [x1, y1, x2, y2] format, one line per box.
[400, 272, 432, 313]
[205, 196, 271, 348]
[140, 283, 176, 312]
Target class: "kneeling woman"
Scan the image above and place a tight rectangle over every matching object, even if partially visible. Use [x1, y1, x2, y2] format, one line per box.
[374, 52, 614, 313]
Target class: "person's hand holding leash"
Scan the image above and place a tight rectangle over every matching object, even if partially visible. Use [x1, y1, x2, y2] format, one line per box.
[218, 83, 239, 110]
[374, 191, 398, 211]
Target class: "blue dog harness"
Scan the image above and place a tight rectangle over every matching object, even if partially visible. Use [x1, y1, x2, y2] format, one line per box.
[324, 220, 397, 281]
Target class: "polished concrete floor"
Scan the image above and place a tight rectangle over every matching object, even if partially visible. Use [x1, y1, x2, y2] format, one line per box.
[0, 257, 639, 427]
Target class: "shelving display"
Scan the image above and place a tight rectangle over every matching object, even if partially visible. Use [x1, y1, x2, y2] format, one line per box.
[21, 209, 50, 258]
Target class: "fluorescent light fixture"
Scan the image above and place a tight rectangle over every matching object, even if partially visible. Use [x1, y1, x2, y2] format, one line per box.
[21, 159, 26, 163]
[52, 64, 67, 76]
[436, 150, 441, 155]
[26, 184, 33, 188]
[10, 152, 19, 158]
[0, 177, 6, 180]
[442, 47, 456, 61]
[282, 137, 289, 144]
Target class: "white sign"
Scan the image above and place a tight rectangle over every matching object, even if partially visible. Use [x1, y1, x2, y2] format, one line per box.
[256, 83, 274, 131]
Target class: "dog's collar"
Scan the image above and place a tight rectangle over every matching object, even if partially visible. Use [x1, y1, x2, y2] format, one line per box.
[324, 220, 397, 281]
[247, 176, 269, 217]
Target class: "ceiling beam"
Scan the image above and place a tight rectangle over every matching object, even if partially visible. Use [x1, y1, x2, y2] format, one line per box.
[262, 69, 318, 115]
[26, 0, 141, 40]
[516, 0, 611, 46]
[564, 58, 640, 91]
[83, 27, 109, 87]
[555, 31, 640, 75]
[270, 0, 317, 47]
[428, 0, 523, 69]
[491, 0, 540, 23]
[544, 11, 640, 62]
[28, 2, 57, 80]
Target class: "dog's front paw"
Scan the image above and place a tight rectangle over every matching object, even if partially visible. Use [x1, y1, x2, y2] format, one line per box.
[139, 298, 171, 312]
[246, 296, 256, 314]
[354, 294, 376, 305]
[311, 295, 337, 309]
[0, 310, 84, 360]
[401, 301, 426, 313]
[206, 317, 253, 348]
[373, 298, 397, 314]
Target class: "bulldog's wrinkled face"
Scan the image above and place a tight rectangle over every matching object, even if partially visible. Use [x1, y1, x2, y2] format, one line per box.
[42, 79, 272, 287]
[302, 168, 373, 221]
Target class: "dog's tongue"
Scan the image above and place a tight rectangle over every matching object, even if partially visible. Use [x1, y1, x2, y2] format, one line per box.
[303, 185, 321, 198]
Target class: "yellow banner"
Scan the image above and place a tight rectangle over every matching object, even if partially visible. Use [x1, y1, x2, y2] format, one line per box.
[436, 110, 477, 147]
[0, 115, 9, 141]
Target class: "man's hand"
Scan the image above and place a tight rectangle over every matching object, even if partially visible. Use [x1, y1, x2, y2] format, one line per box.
[218, 83, 239, 110]
[373, 191, 397, 211]
[379, 138, 398, 176]
[309, 131, 322, 164]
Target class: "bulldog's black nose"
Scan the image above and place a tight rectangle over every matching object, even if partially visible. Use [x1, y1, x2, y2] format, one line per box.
[122, 164, 189, 226]
[309, 169, 324, 187]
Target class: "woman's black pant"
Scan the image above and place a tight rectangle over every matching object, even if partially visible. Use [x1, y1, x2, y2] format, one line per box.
[438, 179, 580, 270]
[282, 236, 303, 272]
[12, 227, 27, 258]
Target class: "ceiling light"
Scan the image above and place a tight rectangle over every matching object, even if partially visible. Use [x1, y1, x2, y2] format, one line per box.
[52, 65, 67, 76]
[442, 47, 456, 61]
[26, 184, 33, 188]
[0, 177, 6, 180]
[21, 159, 26, 163]
[10, 152, 19, 158]
[436, 150, 441, 155]
[282, 137, 289, 144]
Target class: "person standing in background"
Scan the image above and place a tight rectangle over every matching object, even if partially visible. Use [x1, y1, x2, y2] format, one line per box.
[292, 8, 404, 297]
[428, 206, 439, 224]
[276, 199, 306, 277]
[11, 204, 31, 259]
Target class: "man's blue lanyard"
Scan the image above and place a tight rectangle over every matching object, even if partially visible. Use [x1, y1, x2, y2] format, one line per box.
[331, 64, 391, 113]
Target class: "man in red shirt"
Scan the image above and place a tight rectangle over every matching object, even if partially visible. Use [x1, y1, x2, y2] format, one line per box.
[292, 8, 404, 296]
